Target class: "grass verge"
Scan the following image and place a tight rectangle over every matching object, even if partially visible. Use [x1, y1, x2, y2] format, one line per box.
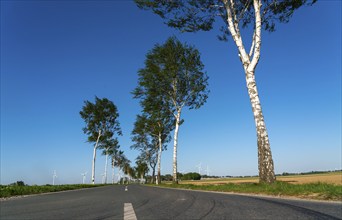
[157, 181, 342, 201]
[0, 184, 107, 198]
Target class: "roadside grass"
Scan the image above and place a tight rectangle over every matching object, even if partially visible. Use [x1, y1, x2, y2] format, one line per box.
[0, 184, 107, 198]
[157, 181, 342, 201]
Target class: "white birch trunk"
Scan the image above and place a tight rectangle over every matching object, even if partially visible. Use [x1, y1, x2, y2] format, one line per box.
[156, 132, 163, 185]
[245, 70, 275, 183]
[104, 152, 108, 184]
[223, 0, 275, 183]
[112, 159, 115, 184]
[91, 130, 101, 184]
[172, 109, 181, 183]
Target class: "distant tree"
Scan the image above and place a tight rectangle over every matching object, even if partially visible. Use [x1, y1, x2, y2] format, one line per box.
[130, 104, 173, 184]
[99, 138, 120, 184]
[161, 174, 173, 181]
[177, 172, 184, 180]
[135, 0, 316, 183]
[135, 157, 149, 181]
[181, 172, 201, 181]
[80, 96, 122, 184]
[142, 149, 158, 183]
[13, 181, 25, 186]
[111, 150, 125, 184]
[131, 114, 161, 184]
[134, 37, 209, 183]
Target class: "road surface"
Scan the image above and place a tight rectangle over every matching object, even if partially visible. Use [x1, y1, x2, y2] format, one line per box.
[1, 184, 341, 219]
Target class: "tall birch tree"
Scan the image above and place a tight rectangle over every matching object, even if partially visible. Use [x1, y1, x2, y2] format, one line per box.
[131, 114, 169, 184]
[134, 37, 209, 183]
[80, 97, 122, 184]
[131, 94, 174, 184]
[99, 138, 120, 184]
[135, 0, 316, 183]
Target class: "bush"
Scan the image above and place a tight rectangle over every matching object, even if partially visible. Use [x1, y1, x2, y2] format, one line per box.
[181, 172, 201, 180]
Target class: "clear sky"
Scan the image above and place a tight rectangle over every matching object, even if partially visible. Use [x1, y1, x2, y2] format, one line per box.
[1, 0, 341, 185]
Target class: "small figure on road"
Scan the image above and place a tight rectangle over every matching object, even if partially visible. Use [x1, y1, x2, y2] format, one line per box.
[125, 185, 128, 192]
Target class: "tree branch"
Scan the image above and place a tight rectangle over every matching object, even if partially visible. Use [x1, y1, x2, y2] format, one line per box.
[223, 0, 250, 68]
[249, 30, 256, 58]
[248, 0, 262, 72]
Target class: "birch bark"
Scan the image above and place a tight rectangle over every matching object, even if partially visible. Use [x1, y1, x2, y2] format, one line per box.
[91, 130, 101, 184]
[172, 109, 181, 184]
[246, 70, 275, 183]
[224, 0, 276, 183]
[112, 159, 115, 184]
[104, 152, 108, 184]
[156, 133, 162, 185]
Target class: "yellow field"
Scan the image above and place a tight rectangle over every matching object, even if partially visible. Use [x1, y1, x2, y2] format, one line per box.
[181, 172, 342, 185]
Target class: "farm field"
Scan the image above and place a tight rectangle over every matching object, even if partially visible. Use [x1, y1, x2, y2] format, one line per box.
[180, 172, 342, 185]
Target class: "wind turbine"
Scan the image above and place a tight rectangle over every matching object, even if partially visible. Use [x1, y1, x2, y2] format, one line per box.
[101, 173, 105, 184]
[81, 172, 87, 184]
[179, 170, 185, 174]
[52, 170, 57, 185]
[196, 162, 202, 174]
[205, 165, 211, 176]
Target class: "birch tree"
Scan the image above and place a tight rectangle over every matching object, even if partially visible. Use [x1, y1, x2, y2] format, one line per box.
[131, 115, 162, 182]
[80, 97, 122, 184]
[99, 138, 120, 184]
[135, 156, 149, 181]
[135, 0, 316, 183]
[111, 150, 128, 183]
[131, 93, 174, 184]
[134, 37, 209, 183]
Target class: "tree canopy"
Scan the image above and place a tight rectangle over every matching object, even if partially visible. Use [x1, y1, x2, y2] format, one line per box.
[133, 36, 209, 114]
[133, 36, 209, 183]
[80, 96, 122, 143]
[136, 0, 316, 40]
[80, 96, 122, 184]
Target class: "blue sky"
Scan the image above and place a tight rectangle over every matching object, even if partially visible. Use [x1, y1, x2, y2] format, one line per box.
[1, 0, 341, 185]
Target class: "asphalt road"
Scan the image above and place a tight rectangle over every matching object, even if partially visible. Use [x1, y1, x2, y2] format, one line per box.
[1, 184, 341, 219]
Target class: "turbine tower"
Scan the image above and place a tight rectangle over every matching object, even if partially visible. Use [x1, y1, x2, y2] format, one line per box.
[81, 172, 87, 184]
[196, 162, 202, 174]
[52, 170, 57, 185]
[205, 165, 210, 176]
[101, 173, 105, 184]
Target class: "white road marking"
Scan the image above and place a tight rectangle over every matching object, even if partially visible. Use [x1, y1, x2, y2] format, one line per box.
[124, 203, 137, 220]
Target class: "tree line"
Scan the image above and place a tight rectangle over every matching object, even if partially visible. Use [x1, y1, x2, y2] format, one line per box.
[79, 37, 209, 184]
[80, 0, 316, 185]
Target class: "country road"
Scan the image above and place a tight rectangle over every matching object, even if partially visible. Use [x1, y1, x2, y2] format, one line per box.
[1, 185, 341, 219]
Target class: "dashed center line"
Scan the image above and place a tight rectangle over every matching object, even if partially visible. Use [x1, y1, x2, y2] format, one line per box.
[124, 203, 137, 220]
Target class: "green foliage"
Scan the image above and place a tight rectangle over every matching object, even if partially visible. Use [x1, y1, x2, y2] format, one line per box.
[9, 181, 25, 186]
[130, 113, 172, 184]
[135, 157, 149, 178]
[133, 36, 209, 113]
[0, 184, 106, 198]
[135, 0, 316, 40]
[181, 172, 201, 180]
[133, 36, 209, 183]
[112, 150, 130, 171]
[80, 96, 122, 144]
[278, 170, 339, 176]
[161, 174, 173, 181]
[159, 181, 341, 201]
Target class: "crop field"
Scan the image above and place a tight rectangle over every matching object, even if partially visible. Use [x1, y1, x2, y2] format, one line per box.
[180, 172, 342, 185]
[161, 172, 342, 201]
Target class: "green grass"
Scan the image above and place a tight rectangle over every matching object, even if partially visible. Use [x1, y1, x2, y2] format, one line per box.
[0, 184, 107, 198]
[156, 181, 342, 201]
